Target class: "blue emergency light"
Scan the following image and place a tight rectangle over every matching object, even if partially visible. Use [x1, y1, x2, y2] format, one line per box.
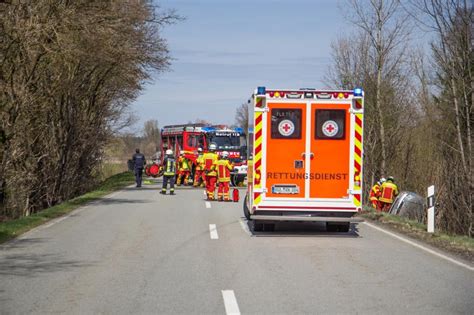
[202, 126, 216, 132]
[257, 86, 266, 95]
[353, 87, 363, 96]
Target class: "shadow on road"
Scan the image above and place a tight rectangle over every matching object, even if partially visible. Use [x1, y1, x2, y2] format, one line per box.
[0, 238, 94, 277]
[244, 219, 360, 238]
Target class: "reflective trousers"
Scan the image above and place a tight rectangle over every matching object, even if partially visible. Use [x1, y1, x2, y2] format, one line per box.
[217, 181, 230, 201]
[205, 176, 217, 200]
[162, 175, 175, 192]
[193, 170, 205, 187]
[177, 170, 191, 186]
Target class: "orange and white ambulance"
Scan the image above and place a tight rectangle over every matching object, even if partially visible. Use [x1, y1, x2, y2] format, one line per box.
[244, 87, 364, 232]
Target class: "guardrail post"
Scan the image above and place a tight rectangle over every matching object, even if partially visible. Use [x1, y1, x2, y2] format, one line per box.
[427, 185, 435, 233]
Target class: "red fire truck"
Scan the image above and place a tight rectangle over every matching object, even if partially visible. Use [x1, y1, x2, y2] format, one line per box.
[158, 124, 247, 186]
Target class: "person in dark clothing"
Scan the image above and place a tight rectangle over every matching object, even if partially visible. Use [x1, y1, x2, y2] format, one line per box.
[160, 149, 176, 195]
[132, 148, 146, 187]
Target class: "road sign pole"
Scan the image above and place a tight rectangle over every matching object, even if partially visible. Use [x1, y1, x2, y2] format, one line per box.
[427, 185, 435, 233]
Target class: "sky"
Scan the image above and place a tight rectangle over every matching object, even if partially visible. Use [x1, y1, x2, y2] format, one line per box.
[131, 0, 349, 132]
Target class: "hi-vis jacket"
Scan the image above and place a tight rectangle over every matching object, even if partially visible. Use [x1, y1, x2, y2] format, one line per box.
[369, 183, 381, 201]
[195, 154, 204, 171]
[178, 156, 191, 171]
[203, 152, 218, 176]
[162, 156, 176, 176]
[216, 159, 233, 182]
[379, 182, 399, 203]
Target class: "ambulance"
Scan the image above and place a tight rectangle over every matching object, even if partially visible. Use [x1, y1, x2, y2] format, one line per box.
[244, 87, 364, 232]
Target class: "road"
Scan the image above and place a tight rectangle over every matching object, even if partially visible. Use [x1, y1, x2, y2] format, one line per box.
[1, 180, 473, 314]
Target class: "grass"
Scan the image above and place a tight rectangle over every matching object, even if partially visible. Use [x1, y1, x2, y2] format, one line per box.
[0, 171, 135, 244]
[360, 207, 474, 262]
[97, 162, 129, 181]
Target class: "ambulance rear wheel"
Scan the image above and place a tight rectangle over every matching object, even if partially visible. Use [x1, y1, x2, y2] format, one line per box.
[243, 195, 251, 220]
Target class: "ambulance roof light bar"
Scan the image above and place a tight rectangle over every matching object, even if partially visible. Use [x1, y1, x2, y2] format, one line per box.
[353, 87, 363, 96]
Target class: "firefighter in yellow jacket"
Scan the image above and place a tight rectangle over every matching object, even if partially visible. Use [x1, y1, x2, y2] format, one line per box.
[193, 148, 205, 187]
[203, 143, 219, 200]
[177, 152, 192, 186]
[216, 151, 234, 201]
[379, 176, 399, 212]
[369, 178, 385, 210]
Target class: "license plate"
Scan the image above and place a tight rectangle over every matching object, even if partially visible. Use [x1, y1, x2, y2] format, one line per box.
[272, 184, 299, 194]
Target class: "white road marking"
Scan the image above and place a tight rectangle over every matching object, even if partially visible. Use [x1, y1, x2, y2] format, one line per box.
[363, 222, 474, 271]
[205, 201, 211, 208]
[222, 290, 241, 315]
[209, 224, 219, 239]
[203, 190, 207, 196]
[239, 218, 252, 236]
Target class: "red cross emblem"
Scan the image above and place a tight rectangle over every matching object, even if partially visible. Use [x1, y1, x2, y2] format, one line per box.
[322, 120, 338, 137]
[325, 124, 335, 133]
[278, 119, 295, 136]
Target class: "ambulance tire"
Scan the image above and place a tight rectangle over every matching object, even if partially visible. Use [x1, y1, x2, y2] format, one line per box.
[326, 222, 350, 233]
[243, 195, 251, 220]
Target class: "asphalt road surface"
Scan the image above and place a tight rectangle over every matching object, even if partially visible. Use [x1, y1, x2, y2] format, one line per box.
[1, 179, 473, 314]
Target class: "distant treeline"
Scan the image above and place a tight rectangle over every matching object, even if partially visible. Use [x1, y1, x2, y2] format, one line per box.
[0, 1, 178, 218]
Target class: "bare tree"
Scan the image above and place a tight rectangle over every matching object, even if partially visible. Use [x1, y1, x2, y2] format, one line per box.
[409, 0, 473, 236]
[347, 0, 412, 175]
[234, 103, 249, 133]
[0, 0, 179, 218]
[327, 0, 414, 195]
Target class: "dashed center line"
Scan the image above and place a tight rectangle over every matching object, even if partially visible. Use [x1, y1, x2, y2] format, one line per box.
[205, 201, 211, 208]
[209, 224, 219, 239]
[222, 290, 240, 315]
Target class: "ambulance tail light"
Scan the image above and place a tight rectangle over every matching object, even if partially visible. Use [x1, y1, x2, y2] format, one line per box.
[354, 173, 361, 187]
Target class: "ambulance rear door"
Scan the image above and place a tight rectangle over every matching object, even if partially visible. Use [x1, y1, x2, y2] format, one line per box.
[309, 102, 351, 199]
[261, 96, 354, 203]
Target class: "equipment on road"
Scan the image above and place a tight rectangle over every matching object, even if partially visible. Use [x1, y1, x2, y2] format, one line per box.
[244, 87, 365, 232]
[232, 188, 239, 202]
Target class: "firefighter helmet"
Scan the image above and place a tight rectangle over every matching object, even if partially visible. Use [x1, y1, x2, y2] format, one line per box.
[222, 151, 229, 158]
[165, 149, 173, 155]
[387, 176, 395, 182]
[380, 177, 386, 183]
[197, 147, 203, 152]
[209, 143, 217, 151]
